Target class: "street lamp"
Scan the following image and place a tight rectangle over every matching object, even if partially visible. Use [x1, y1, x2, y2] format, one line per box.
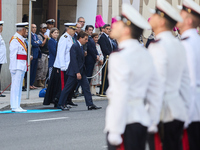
[27, 0, 36, 99]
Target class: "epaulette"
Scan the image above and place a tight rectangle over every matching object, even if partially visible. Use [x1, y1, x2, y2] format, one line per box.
[181, 37, 189, 41]
[13, 36, 17, 39]
[111, 48, 124, 54]
[150, 39, 160, 44]
[64, 35, 68, 38]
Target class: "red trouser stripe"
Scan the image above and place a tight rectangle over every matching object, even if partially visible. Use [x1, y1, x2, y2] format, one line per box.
[182, 129, 190, 150]
[60, 71, 65, 90]
[154, 133, 162, 150]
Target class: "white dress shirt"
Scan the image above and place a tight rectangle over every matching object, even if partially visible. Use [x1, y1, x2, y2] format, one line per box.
[148, 31, 190, 123]
[53, 32, 73, 70]
[105, 39, 162, 135]
[0, 34, 7, 64]
[181, 29, 200, 122]
[44, 29, 50, 38]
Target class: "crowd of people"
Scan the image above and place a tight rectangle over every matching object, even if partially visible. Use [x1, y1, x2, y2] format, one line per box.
[0, 0, 200, 149]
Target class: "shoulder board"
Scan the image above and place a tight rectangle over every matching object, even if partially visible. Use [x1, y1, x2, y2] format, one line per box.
[9, 36, 17, 44]
[64, 35, 68, 38]
[111, 48, 124, 54]
[181, 37, 189, 41]
[150, 39, 160, 44]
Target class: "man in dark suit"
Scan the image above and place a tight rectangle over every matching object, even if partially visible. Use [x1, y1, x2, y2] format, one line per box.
[30, 24, 42, 89]
[58, 31, 102, 111]
[85, 25, 99, 84]
[98, 24, 113, 95]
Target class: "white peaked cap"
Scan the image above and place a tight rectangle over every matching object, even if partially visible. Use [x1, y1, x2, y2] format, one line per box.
[16, 22, 29, 28]
[122, 3, 151, 30]
[0, 21, 4, 25]
[150, 0, 183, 22]
[179, 0, 200, 17]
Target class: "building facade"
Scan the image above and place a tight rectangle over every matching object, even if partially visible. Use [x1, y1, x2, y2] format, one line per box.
[0, 0, 200, 90]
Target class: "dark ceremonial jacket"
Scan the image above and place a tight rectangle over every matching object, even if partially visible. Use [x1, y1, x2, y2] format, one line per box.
[66, 41, 85, 77]
[85, 36, 98, 65]
[98, 33, 113, 57]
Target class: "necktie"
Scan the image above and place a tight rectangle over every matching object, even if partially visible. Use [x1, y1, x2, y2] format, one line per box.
[108, 36, 113, 49]
[33, 34, 36, 41]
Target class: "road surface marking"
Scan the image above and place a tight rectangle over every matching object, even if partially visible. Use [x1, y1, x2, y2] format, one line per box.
[28, 117, 69, 122]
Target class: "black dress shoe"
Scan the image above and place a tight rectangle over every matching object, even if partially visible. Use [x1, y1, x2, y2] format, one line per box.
[67, 102, 78, 106]
[88, 104, 102, 110]
[57, 105, 70, 111]
[22, 87, 27, 91]
[0, 94, 6, 97]
[53, 97, 59, 103]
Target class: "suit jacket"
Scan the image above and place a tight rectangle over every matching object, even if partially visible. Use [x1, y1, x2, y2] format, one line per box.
[31, 33, 42, 59]
[98, 33, 113, 57]
[66, 42, 85, 77]
[85, 36, 98, 65]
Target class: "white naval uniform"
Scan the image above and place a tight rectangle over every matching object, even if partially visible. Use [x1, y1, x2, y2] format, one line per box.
[0, 34, 7, 64]
[148, 31, 190, 123]
[181, 29, 200, 123]
[105, 39, 162, 135]
[9, 32, 27, 109]
[44, 29, 50, 38]
[53, 32, 73, 70]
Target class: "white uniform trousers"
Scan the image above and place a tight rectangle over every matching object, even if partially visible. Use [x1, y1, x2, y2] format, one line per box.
[10, 70, 25, 109]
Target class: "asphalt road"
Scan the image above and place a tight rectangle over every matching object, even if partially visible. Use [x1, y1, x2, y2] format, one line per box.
[0, 100, 108, 150]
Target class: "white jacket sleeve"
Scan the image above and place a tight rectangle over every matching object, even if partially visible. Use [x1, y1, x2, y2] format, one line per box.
[106, 53, 129, 135]
[57, 37, 67, 68]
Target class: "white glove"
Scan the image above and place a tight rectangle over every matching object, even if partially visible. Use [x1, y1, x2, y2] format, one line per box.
[60, 67, 66, 71]
[148, 124, 158, 133]
[108, 133, 122, 146]
[10, 70, 17, 74]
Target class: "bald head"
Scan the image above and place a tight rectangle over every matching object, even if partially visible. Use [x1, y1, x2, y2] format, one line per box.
[31, 24, 37, 33]
[76, 23, 82, 34]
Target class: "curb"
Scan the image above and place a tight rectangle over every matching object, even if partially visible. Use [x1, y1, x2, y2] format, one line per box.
[0, 96, 108, 110]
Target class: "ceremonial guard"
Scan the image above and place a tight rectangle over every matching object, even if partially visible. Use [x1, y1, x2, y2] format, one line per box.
[43, 23, 77, 108]
[177, 0, 200, 149]
[0, 21, 7, 97]
[44, 19, 55, 38]
[105, 3, 162, 150]
[147, 0, 190, 150]
[9, 23, 29, 112]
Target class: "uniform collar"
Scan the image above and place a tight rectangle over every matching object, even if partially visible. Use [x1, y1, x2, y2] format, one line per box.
[181, 28, 198, 39]
[119, 39, 139, 50]
[15, 32, 24, 42]
[156, 31, 173, 40]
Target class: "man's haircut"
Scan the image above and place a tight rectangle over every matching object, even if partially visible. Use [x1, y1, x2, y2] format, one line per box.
[103, 24, 111, 29]
[164, 18, 177, 30]
[91, 33, 99, 38]
[77, 31, 88, 40]
[128, 23, 143, 39]
[77, 17, 84, 22]
[85, 25, 94, 31]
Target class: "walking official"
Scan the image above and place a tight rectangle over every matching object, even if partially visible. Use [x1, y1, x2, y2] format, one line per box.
[177, 0, 200, 149]
[44, 23, 77, 108]
[9, 22, 29, 112]
[147, 0, 190, 150]
[58, 31, 102, 111]
[105, 3, 162, 150]
[0, 21, 7, 97]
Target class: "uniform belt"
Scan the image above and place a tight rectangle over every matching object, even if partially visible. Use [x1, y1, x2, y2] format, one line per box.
[16, 54, 28, 71]
[17, 54, 27, 60]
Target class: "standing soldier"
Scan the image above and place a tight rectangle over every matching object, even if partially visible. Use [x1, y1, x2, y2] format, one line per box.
[177, 0, 200, 149]
[9, 23, 29, 112]
[105, 3, 162, 150]
[0, 21, 7, 97]
[44, 19, 55, 38]
[147, 0, 190, 150]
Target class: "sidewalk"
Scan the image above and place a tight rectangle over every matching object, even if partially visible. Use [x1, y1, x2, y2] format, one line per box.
[0, 88, 107, 110]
